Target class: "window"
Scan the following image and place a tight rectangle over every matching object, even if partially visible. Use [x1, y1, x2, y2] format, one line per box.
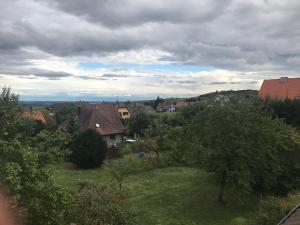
[123, 112, 129, 116]
[110, 135, 115, 140]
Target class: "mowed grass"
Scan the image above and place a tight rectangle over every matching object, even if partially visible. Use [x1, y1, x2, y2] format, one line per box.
[52, 163, 259, 225]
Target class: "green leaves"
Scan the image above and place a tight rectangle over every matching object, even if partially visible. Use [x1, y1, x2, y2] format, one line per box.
[186, 99, 300, 201]
[70, 129, 107, 169]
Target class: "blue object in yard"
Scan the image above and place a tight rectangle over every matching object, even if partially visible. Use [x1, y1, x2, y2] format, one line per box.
[138, 152, 145, 158]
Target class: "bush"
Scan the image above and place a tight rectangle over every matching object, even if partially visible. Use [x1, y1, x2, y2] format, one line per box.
[230, 217, 248, 225]
[70, 129, 107, 169]
[69, 182, 140, 225]
[253, 194, 300, 225]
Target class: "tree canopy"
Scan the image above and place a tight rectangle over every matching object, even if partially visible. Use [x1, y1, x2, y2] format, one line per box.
[187, 99, 300, 202]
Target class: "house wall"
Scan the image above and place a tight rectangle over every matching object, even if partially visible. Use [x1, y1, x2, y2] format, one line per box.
[118, 108, 131, 119]
[103, 134, 123, 147]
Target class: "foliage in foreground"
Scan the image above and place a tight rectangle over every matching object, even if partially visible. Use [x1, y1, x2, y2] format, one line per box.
[0, 88, 137, 225]
[70, 182, 139, 225]
[252, 193, 300, 225]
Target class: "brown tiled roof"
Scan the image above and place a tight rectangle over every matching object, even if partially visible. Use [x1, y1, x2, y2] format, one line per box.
[259, 77, 300, 100]
[156, 102, 173, 112]
[127, 103, 155, 115]
[175, 101, 189, 109]
[77, 104, 125, 136]
[22, 111, 47, 123]
[278, 205, 300, 225]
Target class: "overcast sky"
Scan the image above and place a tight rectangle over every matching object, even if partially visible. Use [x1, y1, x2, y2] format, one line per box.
[1, 0, 300, 100]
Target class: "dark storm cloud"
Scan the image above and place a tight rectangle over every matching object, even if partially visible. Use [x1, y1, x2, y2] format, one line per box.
[45, 0, 231, 27]
[1, 0, 300, 77]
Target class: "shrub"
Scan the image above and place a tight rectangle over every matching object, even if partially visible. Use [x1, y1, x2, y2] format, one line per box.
[253, 193, 300, 225]
[70, 129, 107, 169]
[69, 182, 140, 225]
[230, 217, 248, 225]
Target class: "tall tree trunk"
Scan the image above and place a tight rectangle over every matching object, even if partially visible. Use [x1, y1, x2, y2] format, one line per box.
[218, 170, 227, 203]
[155, 150, 160, 163]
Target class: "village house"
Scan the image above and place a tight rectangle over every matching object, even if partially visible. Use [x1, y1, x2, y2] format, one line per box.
[116, 103, 131, 119]
[77, 104, 125, 147]
[22, 110, 47, 123]
[156, 102, 176, 112]
[259, 77, 300, 100]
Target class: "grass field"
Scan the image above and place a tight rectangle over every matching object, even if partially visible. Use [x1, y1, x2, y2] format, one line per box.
[52, 163, 259, 225]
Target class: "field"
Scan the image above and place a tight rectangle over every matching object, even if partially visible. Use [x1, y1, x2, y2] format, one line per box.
[52, 162, 259, 225]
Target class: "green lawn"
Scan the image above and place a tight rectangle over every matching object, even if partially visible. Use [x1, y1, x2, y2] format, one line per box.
[52, 163, 259, 225]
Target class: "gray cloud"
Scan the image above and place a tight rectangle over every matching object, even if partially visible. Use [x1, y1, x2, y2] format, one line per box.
[0, 0, 300, 82]
[102, 74, 131, 78]
[0, 68, 72, 79]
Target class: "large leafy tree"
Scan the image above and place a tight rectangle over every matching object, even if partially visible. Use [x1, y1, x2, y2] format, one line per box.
[128, 113, 152, 137]
[142, 118, 171, 162]
[0, 87, 22, 140]
[188, 99, 300, 203]
[264, 99, 300, 130]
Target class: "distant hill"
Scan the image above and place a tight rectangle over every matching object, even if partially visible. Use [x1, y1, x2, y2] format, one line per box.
[188, 89, 259, 102]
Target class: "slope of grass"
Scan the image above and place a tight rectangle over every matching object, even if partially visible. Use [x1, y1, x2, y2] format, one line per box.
[52, 163, 259, 225]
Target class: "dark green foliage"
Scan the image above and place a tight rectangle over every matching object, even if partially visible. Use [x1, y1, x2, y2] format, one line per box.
[253, 194, 300, 225]
[69, 182, 139, 225]
[55, 103, 76, 125]
[67, 113, 79, 134]
[128, 113, 153, 137]
[187, 99, 300, 202]
[30, 129, 71, 165]
[71, 129, 107, 168]
[0, 87, 22, 140]
[142, 117, 172, 162]
[17, 118, 46, 138]
[264, 99, 300, 130]
[0, 140, 73, 225]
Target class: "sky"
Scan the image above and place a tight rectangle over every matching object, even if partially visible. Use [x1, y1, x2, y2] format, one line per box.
[1, 0, 300, 101]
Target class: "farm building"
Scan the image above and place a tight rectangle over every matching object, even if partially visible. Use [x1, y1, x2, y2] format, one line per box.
[259, 77, 300, 100]
[77, 104, 125, 147]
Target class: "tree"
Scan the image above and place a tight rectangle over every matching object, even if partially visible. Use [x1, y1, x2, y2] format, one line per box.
[128, 113, 152, 137]
[67, 113, 79, 134]
[0, 140, 73, 225]
[143, 118, 170, 162]
[69, 182, 139, 225]
[0, 87, 21, 140]
[188, 99, 300, 203]
[264, 99, 300, 130]
[70, 129, 107, 168]
[153, 96, 163, 109]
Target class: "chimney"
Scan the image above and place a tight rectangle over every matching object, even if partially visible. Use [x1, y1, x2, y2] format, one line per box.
[280, 77, 288, 84]
[77, 106, 81, 115]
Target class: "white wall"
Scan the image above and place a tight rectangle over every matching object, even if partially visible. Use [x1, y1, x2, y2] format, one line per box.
[103, 134, 123, 147]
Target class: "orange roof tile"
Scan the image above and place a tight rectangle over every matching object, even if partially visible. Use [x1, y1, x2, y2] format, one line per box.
[22, 111, 47, 123]
[259, 77, 300, 100]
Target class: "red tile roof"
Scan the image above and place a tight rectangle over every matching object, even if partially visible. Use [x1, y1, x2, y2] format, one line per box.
[22, 111, 47, 123]
[259, 77, 300, 100]
[77, 104, 125, 136]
